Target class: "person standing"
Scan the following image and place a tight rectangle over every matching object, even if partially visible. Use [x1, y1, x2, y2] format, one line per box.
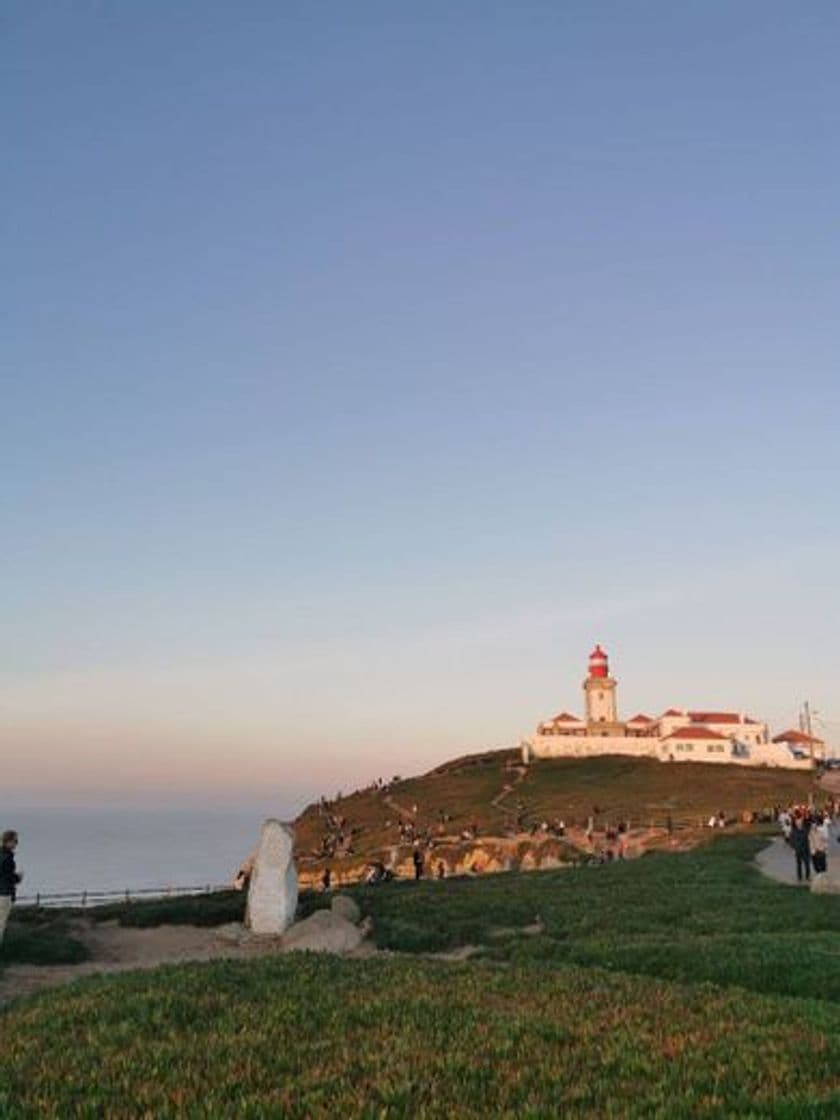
[0, 830, 22, 944]
[809, 814, 829, 876]
[412, 848, 424, 881]
[790, 816, 812, 883]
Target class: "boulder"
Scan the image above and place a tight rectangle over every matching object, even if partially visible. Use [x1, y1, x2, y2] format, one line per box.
[330, 894, 361, 924]
[245, 819, 298, 935]
[281, 908, 369, 954]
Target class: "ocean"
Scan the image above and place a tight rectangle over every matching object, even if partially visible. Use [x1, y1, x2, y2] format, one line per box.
[3, 804, 305, 901]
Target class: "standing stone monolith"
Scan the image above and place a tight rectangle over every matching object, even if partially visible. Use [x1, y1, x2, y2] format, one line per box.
[245, 819, 298, 934]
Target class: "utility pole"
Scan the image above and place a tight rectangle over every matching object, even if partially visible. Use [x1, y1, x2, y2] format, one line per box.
[803, 700, 813, 761]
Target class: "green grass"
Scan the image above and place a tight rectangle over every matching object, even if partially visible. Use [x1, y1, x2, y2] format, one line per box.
[309, 835, 840, 1001]
[0, 909, 89, 970]
[2, 835, 840, 1116]
[2, 955, 838, 1118]
[516, 755, 817, 826]
[90, 888, 246, 928]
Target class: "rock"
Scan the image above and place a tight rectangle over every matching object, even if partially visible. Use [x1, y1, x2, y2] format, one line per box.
[811, 873, 840, 894]
[281, 908, 369, 954]
[245, 819, 298, 935]
[330, 894, 361, 924]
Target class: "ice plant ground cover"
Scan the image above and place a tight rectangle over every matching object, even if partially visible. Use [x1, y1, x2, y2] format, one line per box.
[1, 834, 839, 1116]
[2, 954, 839, 1118]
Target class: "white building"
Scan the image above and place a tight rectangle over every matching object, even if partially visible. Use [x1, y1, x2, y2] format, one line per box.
[523, 646, 814, 770]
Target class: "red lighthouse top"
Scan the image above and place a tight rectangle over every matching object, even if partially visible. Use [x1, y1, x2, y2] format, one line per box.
[588, 644, 609, 678]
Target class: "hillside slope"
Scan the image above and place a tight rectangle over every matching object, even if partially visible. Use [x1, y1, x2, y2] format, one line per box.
[293, 750, 819, 884]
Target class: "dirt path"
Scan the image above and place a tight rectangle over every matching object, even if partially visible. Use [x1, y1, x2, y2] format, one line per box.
[382, 793, 414, 821]
[0, 911, 497, 1010]
[490, 764, 527, 810]
[0, 919, 383, 1010]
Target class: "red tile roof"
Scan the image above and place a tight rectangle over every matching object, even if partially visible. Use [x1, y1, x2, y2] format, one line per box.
[772, 729, 823, 745]
[551, 712, 584, 723]
[688, 711, 757, 725]
[661, 708, 684, 717]
[662, 725, 729, 741]
[627, 713, 654, 723]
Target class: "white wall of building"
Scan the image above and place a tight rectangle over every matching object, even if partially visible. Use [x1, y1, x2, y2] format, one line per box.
[525, 733, 814, 770]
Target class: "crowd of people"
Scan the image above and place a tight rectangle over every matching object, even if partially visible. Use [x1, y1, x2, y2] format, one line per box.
[311, 776, 840, 893]
[314, 804, 361, 861]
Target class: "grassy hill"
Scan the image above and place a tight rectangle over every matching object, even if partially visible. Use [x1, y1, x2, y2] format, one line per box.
[3, 834, 840, 1117]
[292, 751, 820, 878]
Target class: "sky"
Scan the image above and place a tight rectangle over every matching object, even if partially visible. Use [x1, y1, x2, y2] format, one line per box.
[3, 2, 839, 810]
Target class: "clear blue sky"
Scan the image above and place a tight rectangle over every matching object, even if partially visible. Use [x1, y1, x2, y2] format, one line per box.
[3, 2, 839, 808]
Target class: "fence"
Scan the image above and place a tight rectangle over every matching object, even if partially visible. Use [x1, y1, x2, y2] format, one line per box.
[16, 883, 231, 910]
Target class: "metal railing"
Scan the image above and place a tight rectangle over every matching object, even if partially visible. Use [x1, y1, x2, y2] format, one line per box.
[16, 883, 231, 910]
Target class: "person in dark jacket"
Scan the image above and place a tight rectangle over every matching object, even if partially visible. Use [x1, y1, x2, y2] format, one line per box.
[0, 829, 22, 943]
[790, 816, 811, 882]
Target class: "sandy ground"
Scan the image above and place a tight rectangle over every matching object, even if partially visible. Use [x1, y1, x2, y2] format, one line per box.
[0, 920, 380, 1009]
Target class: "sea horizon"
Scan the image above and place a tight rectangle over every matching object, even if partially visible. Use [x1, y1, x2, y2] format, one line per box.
[2, 801, 312, 898]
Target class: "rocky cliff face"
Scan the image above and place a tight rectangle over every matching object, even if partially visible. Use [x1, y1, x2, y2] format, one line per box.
[298, 835, 583, 890]
[294, 825, 701, 891]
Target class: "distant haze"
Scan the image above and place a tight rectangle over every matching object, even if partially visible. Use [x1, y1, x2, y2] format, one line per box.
[3, 3, 839, 807]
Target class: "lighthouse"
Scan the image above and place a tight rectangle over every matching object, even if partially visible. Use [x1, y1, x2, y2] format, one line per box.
[584, 644, 621, 733]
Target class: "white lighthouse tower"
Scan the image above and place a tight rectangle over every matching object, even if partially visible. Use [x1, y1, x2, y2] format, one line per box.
[584, 644, 622, 735]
